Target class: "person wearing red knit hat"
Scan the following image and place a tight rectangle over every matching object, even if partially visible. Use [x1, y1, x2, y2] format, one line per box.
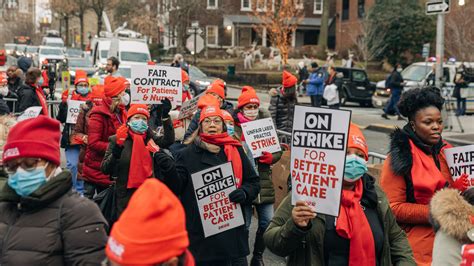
[0, 116, 108, 265]
[101, 103, 174, 217]
[234, 85, 283, 265]
[106, 178, 194, 266]
[82, 75, 128, 199]
[265, 123, 415, 266]
[155, 105, 260, 265]
[268, 70, 298, 133]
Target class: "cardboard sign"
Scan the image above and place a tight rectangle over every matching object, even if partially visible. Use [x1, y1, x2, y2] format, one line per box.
[17, 106, 42, 121]
[130, 65, 182, 106]
[191, 162, 245, 238]
[444, 145, 474, 186]
[66, 100, 85, 124]
[178, 94, 201, 119]
[241, 118, 281, 158]
[88, 77, 100, 87]
[290, 106, 351, 217]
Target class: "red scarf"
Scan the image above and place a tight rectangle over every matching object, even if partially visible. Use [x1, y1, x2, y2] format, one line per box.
[34, 85, 48, 116]
[200, 133, 243, 187]
[127, 130, 153, 189]
[336, 179, 376, 266]
[409, 140, 447, 204]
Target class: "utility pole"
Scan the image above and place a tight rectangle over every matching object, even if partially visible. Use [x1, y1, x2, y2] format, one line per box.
[435, 13, 445, 88]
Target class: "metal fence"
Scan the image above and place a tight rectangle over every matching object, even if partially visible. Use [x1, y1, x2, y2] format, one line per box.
[276, 129, 387, 164]
[3, 98, 61, 118]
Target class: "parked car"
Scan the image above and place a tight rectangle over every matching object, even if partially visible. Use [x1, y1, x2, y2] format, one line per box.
[66, 48, 83, 58]
[41, 37, 65, 48]
[188, 65, 223, 97]
[334, 67, 376, 106]
[4, 43, 16, 56]
[66, 57, 95, 84]
[38, 46, 65, 68]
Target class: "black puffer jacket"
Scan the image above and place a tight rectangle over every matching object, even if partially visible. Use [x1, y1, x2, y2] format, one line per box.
[0, 170, 108, 265]
[16, 83, 42, 113]
[268, 87, 297, 133]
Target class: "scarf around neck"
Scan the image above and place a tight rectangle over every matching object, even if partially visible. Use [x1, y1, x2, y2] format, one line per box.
[127, 130, 153, 189]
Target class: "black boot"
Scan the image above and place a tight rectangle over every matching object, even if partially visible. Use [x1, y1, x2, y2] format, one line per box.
[250, 230, 266, 266]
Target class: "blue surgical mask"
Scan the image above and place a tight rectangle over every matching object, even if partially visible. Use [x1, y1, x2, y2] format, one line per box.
[76, 86, 89, 96]
[183, 84, 189, 92]
[344, 154, 368, 182]
[8, 164, 48, 197]
[128, 119, 148, 134]
[227, 124, 235, 136]
[38, 77, 44, 86]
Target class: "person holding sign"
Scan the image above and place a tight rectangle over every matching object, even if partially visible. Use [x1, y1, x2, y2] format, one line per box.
[380, 88, 469, 265]
[264, 124, 415, 266]
[158, 105, 260, 265]
[83, 76, 128, 199]
[234, 86, 283, 266]
[101, 104, 174, 216]
[56, 70, 94, 194]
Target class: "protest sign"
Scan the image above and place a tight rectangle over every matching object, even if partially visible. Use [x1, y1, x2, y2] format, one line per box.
[241, 118, 281, 158]
[178, 94, 201, 119]
[444, 145, 474, 186]
[88, 77, 100, 87]
[130, 65, 182, 106]
[66, 100, 85, 124]
[191, 162, 245, 238]
[17, 106, 42, 122]
[62, 71, 71, 92]
[290, 106, 351, 217]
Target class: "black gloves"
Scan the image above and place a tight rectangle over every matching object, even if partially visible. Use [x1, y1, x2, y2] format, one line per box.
[154, 150, 175, 173]
[112, 143, 123, 158]
[229, 189, 247, 204]
[161, 98, 172, 118]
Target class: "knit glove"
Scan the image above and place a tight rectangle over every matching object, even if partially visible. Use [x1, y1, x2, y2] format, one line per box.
[146, 139, 160, 154]
[452, 174, 470, 192]
[259, 151, 273, 165]
[229, 189, 247, 204]
[154, 151, 175, 173]
[112, 143, 124, 158]
[116, 125, 128, 146]
[161, 98, 172, 118]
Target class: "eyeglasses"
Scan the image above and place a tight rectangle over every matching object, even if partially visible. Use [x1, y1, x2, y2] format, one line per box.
[202, 118, 223, 126]
[4, 158, 41, 174]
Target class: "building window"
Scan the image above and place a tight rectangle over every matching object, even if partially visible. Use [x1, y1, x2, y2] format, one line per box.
[342, 0, 350, 20]
[206, 26, 218, 47]
[207, 0, 217, 9]
[313, 0, 323, 14]
[257, 0, 268, 11]
[358, 0, 365, 18]
[241, 0, 251, 10]
[19, 0, 28, 12]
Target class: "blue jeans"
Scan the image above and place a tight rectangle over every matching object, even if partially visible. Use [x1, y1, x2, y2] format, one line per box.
[384, 88, 401, 115]
[456, 97, 466, 116]
[243, 203, 274, 232]
[65, 146, 84, 194]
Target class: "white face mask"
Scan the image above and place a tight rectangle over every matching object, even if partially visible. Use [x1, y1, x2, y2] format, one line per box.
[243, 109, 258, 120]
[0, 86, 8, 97]
[397, 68, 403, 73]
[121, 93, 130, 106]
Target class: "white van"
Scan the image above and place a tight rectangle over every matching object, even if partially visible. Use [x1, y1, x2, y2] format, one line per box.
[91, 38, 150, 68]
[41, 37, 65, 48]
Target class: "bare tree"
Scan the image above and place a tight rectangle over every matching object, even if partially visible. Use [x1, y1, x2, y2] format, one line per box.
[50, 0, 75, 46]
[348, 16, 387, 69]
[72, 0, 89, 49]
[89, 0, 117, 35]
[251, 0, 304, 65]
[318, 0, 330, 49]
[445, 4, 474, 61]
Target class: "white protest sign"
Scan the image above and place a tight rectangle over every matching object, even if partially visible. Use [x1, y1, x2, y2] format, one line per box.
[241, 117, 281, 158]
[178, 94, 201, 119]
[444, 145, 474, 186]
[191, 162, 245, 238]
[17, 106, 42, 122]
[290, 106, 351, 217]
[130, 65, 182, 106]
[66, 100, 85, 124]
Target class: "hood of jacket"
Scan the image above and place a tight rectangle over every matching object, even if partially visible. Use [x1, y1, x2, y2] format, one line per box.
[389, 124, 446, 177]
[0, 170, 73, 211]
[430, 188, 474, 243]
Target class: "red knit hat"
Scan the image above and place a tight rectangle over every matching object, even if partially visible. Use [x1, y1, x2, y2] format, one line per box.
[199, 105, 224, 123]
[181, 70, 189, 84]
[74, 70, 89, 85]
[2, 116, 61, 166]
[127, 104, 150, 120]
[106, 178, 189, 265]
[104, 76, 127, 97]
[197, 94, 220, 110]
[0, 73, 7, 84]
[222, 110, 233, 122]
[237, 86, 260, 109]
[282, 70, 298, 88]
[348, 123, 368, 160]
[206, 79, 225, 99]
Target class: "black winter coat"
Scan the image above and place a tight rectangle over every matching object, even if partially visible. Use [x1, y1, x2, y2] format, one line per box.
[387, 71, 404, 91]
[166, 140, 260, 262]
[101, 118, 174, 215]
[268, 88, 297, 133]
[0, 170, 108, 265]
[16, 83, 42, 113]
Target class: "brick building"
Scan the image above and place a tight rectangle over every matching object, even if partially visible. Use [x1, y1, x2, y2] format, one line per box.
[0, 0, 37, 44]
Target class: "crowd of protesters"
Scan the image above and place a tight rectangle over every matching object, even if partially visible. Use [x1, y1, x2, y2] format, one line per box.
[0, 55, 473, 266]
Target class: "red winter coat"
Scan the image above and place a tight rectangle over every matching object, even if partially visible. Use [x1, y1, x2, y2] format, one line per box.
[82, 98, 126, 186]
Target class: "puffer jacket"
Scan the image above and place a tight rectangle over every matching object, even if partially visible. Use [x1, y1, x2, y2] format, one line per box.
[264, 174, 415, 266]
[72, 101, 94, 180]
[83, 98, 126, 186]
[0, 170, 108, 265]
[268, 87, 297, 133]
[16, 83, 43, 114]
[431, 189, 474, 266]
[234, 108, 282, 205]
[306, 68, 327, 96]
